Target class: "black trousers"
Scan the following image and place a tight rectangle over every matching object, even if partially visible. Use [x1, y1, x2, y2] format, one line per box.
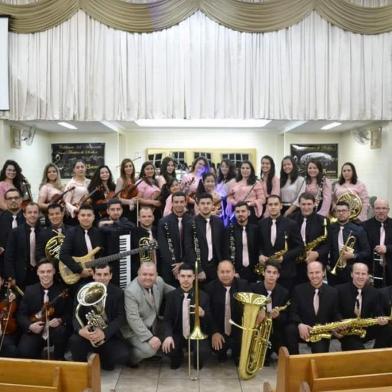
[69, 334, 129, 369]
[341, 324, 392, 351]
[166, 334, 210, 367]
[18, 325, 67, 360]
[211, 332, 241, 362]
[285, 323, 330, 355]
[0, 334, 19, 358]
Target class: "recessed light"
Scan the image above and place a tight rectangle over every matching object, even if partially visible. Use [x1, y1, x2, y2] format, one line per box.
[57, 122, 78, 130]
[321, 122, 342, 130]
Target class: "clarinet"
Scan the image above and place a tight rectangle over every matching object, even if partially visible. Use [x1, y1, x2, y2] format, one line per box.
[315, 175, 325, 210]
[164, 223, 176, 264]
[192, 221, 201, 263]
[229, 223, 236, 263]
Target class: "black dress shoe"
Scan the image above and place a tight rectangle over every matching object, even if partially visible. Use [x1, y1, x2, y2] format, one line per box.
[170, 360, 182, 369]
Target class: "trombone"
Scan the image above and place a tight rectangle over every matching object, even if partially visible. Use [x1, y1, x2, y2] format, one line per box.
[188, 222, 207, 381]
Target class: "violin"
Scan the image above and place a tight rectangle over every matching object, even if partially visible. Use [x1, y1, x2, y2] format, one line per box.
[0, 281, 23, 335]
[21, 178, 33, 209]
[96, 186, 116, 217]
[120, 182, 139, 199]
[50, 186, 75, 204]
[30, 289, 68, 324]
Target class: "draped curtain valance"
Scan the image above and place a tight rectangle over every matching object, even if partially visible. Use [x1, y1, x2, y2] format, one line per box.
[1, 0, 392, 34]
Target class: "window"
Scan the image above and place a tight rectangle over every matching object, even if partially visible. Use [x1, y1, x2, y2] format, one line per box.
[194, 152, 212, 164]
[221, 153, 250, 168]
[147, 153, 162, 168]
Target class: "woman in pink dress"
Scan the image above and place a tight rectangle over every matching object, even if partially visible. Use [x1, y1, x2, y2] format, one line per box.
[216, 159, 236, 226]
[37, 163, 64, 213]
[194, 173, 222, 217]
[180, 157, 209, 212]
[135, 161, 161, 212]
[333, 162, 369, 222]
[260, 155, 280, 217]
[63, 160, 91, 220]
[0, 160, 27, 211]
[163, 178, 181, 217]
[227, 160, 265, 223]
[294, 159, 332, 217]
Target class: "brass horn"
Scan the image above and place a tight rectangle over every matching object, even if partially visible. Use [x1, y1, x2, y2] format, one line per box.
[45, 232, 65, 264]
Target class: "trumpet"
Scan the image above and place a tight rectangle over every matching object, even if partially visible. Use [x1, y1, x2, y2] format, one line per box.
[330, 231, 356, 275]
[255, 234, 288, 276]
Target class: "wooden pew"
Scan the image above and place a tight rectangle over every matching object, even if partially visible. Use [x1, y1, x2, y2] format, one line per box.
[0, 354, 100, 392]
[263, 347, 392, 392]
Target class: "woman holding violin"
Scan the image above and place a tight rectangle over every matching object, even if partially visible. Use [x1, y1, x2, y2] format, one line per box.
[134, 161, 161, 212]
[37, 164, 64, 213]
[115, 158, 138, 221]
[63, 160, 91, 221]
[156, 157, 177, 189]
[88, 165, 116, 220]
[0, 160, 29, 211]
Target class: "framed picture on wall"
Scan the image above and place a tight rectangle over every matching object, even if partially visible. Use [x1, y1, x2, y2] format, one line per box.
[290, 143, 338, 178]
[51, 143, 105, 178]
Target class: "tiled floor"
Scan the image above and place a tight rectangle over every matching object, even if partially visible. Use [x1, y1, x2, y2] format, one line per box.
[101, 356, 278, 392]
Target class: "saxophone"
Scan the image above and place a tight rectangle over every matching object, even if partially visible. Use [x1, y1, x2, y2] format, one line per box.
[297, 219, 327, 263]
[230, 292, 271, 380]
[308, 315, 392, 343]
[255, 234, 288, 276]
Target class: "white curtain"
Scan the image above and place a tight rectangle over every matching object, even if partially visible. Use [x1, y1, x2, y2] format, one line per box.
[5, 8, 392, 120]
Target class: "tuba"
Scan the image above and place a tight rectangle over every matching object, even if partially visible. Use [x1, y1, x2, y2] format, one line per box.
[45, 231, 65, 264]
[330, 231, 356, 275]
[75, 282, 107, 347]
[230, 292, 272, 380]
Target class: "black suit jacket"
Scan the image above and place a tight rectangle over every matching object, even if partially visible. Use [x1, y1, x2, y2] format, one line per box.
[379, 286, 392, 315]
[251, 281, 290, 326]
[224, 223, 259, 282]
[289, 282, 341, 326]
[17, 282, 69, 333]
[363, 217, 392, 283]
[163, 287, 211, 338]
[4, 223, 41, 286]
[290, 211, 329, 264]
[258, 216, 304, 279]
[336, 282, 384, 319]
[184, 215, 225, 281]
[73, 282, 125, 340]
[131, 226, 158, 277]
[59, 226, 104, 274]
[157, 213, 192, 283]
[36, 224, 72, 261]
[205, 277, 249, 335]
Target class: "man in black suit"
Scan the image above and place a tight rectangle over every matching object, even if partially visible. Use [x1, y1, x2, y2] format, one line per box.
[258, 195, 303, 291]
[17, 259, 69, 360]
[290, 192, 329, 284]
[158, 192, 192, 285]
[363, 198, 392, 287]
[69, 263, 129, 370]
[328, 201, 371, 285]
[205, 260, 248, 364]
[225, 202, 259, 282]
[251, 260, 290, 362]
[4, 202, 41, 288]
[59, 204, 104, 283]
[131, 206, 158, 278]
[161, 263, 211, 369]
[98, 199, 135, 287]
[286, 261, 341, 354]
[184, 193, 225, 282]
[36, 203, 71, 261]
[336, 262, 392, 351]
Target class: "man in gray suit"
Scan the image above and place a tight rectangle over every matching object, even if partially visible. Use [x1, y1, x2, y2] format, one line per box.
[122, 262, 174, 365]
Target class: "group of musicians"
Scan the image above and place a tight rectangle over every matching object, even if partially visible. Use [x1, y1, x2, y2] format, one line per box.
[0, 155, 391, 371]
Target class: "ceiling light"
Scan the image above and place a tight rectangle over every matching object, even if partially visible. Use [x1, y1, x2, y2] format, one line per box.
[321, 122, 342, 130]
[57, 122, 78, 130]
[135, 119, 271, 128]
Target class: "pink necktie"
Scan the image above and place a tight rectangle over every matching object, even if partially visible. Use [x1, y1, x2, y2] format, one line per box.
[206, 218, 213, 260]
[313, 288, 319, 315]
[182, 292, 190, 338]
[266, 290, 273, 313]
[338, 226, 344, 250]
[42, 289, 49, 340]
[354, 289, 362, 317]
[12, 215, 18, 229]
[84, 230, 93, 252]
[30, 227, 36, 267]
[271, 219, 277, 246]
[380, 223, 385, 246]
[242, 226, 249, 267]
[224, 287, 231, 335]
[301, 218, 307, 243]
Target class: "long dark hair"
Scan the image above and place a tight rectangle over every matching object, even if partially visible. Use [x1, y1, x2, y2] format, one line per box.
[160, 177, 179, 205]
[160, 157, 177, 184]
[217, 159, 236, 184]
[88, 165, 115, 192]
[260, 155, 276, 195]
[120, 158, 136, 184]
[139, 161, 158, 187]
[280, 155, 299, 188]
[0, 160, 24, 193]
[305, 160, 324, 185]
[236, 160, 257, 186]
[196, 172, 216, 198]
[191, 157, 209, 175]
[338, 162, 358, 185]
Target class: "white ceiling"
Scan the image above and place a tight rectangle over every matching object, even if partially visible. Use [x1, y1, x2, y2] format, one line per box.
[9, 119, 386, 134]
